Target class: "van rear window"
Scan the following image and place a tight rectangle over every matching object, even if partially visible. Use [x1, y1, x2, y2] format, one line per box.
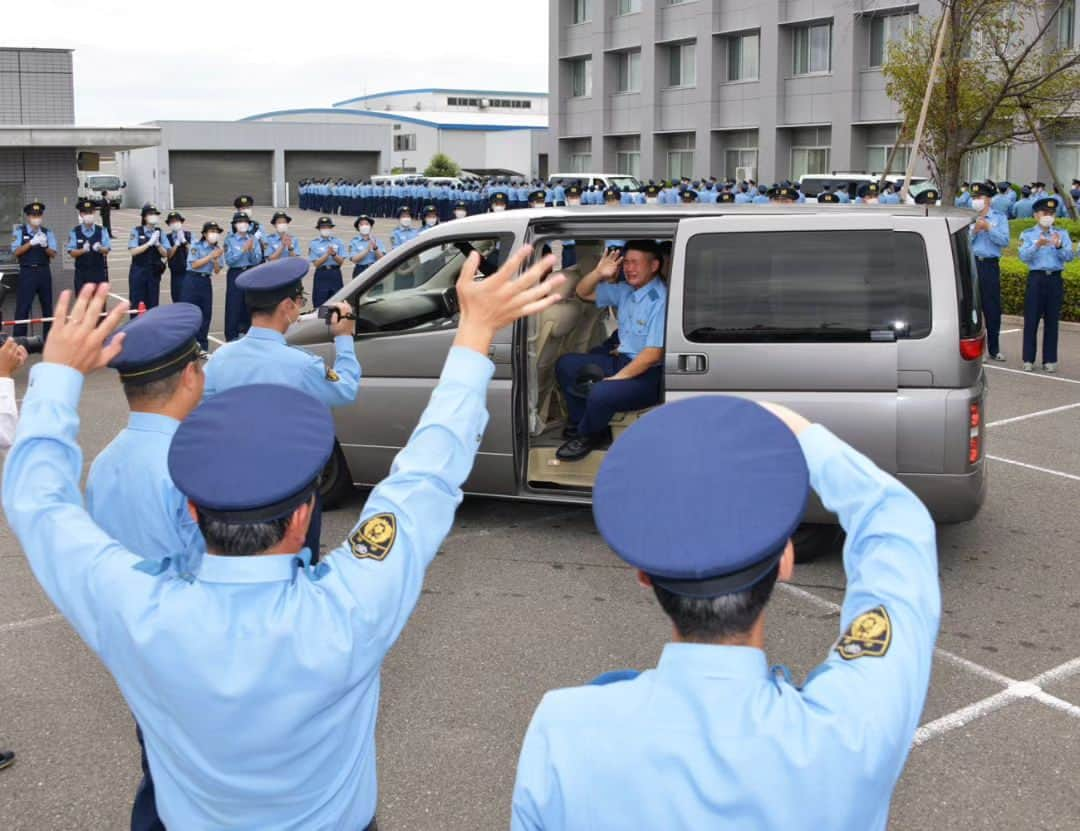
[951, 229, 983, 339]
[683, 230, 932, 343]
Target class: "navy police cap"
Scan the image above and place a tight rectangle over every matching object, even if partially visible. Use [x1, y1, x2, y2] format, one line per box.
[914, 188, 940, 205]
[107, 303, 203, 385]
[593, 396, 809, 597]
[169, 385, 335, 523]
[1033, 196, 1059, 214]
[236, 256, 308, 296]
[969, 182, 995, 198]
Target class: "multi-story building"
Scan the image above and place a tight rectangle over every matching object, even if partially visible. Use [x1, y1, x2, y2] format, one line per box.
[549, 0, 1080, 186]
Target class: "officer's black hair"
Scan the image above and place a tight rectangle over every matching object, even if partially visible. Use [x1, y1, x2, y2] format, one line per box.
[196, 513, 293, 558]
[652, 565, 780, 642]
[121, 360, 197, 408]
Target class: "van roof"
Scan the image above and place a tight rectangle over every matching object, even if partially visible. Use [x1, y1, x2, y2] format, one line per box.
[519, 204, 975, 220]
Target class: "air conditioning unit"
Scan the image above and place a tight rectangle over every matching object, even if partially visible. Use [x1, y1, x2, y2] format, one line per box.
[735, 166, 756, 183]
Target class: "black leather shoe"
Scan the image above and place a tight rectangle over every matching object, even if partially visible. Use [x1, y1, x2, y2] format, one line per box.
[556, 432, 610, 461]
[561, 424, 579, 440]
[0, 750, 15, 770]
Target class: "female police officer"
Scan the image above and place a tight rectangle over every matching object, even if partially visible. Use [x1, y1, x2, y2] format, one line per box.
[127, 204, 172, 310]
[182, 221, 225, 351]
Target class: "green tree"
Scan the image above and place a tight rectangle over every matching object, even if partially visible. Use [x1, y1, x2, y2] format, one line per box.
[883, 0, 1080, 202]
[424, 153, 461, 178]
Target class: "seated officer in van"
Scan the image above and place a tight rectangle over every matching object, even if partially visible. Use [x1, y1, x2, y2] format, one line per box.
[555, 240, 667, 461]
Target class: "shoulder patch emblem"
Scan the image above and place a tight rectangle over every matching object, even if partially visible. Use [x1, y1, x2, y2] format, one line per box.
[326, 368, 340, 382]
[349, 513, 397, 561]
[836, 606, 892, 661]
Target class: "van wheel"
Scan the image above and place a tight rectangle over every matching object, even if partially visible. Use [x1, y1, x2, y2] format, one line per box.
[319, 442, 354, 509]
[793, 524, 846, 563]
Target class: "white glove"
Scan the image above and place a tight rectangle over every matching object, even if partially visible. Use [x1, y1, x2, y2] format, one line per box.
[32, 232, 47, 246]
[329, 244, 337, 254]
[92, 242, 102, 252]
[149, 230, 160, 246]
[254, 229, 263, 241]
[82, 241, 91, 252]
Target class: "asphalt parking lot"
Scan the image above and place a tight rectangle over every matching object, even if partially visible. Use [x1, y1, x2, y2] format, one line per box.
[2, 206, 1080, 829]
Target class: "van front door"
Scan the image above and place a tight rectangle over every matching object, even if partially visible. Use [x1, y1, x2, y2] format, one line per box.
[301, 231, 518, 494]
[666, 214, 932, 480]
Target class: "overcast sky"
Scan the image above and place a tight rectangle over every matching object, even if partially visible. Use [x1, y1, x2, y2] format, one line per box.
[9, 0, 548, 125]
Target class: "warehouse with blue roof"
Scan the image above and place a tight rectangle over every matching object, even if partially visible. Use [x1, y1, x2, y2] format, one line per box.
[119, 89, 549, 209]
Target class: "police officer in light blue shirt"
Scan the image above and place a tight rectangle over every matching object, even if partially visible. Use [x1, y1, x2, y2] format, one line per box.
[85, 302, 208, 831]
[182, 221, 225, 351]
[223, 211, 262, 341]
[967, 183, 1010, 361]
[127, 204, 172, 311]
[1019, 196, 1075, 372]
[263, 211, 301, 262]
[308, 216, 347, 307]
[512, 394, 940, 831]
[6, 251, 564, 831]
[391, 205, 420, 248]
[67, 199, 111, 293]
[349, 214, 386, 278]
[555, 241, 667, 461]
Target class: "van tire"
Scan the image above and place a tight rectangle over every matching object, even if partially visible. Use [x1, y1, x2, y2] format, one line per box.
[793, 524, 846, 563]
[319, 442, 354, 509]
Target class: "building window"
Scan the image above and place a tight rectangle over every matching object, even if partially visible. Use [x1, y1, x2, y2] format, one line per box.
[791, 147, 830, 179]
[792, 22, 832, 75]
[667, 133, 696, 179]
[1055, 143, 1080, 180]
[667, 42, 697, 87]
[615, 50, 641, 93]
[617, 0, 640, 14]
[963, 146, 1010, 183]
[569, 153, 593, 172]
[615, 135, 641, 178]
[566, 137, 593, 172]
[569, 57, 593, 98]
[869, 13, 915, 68]
[724, 148, 758, 181]
[867, 145, 911, 174]
[1057, 0, 1076, 49]
[571, 0, 591, 24]
[393, 134, 417, 152]
[726, 33, 760, 81]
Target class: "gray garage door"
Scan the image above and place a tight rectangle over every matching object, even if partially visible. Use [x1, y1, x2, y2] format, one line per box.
[284, 151, 379, 206]
[170, 151, 273, 207]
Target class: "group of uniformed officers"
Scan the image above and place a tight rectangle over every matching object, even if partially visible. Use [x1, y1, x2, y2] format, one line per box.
[3, 205, 946, 828]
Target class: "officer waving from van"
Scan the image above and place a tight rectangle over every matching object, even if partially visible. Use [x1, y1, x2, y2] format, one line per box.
[555, 240, 667, 461]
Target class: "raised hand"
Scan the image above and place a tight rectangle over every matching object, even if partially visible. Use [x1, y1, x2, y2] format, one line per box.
[42, 283, 131, 375]
[597, 249, 623, 282]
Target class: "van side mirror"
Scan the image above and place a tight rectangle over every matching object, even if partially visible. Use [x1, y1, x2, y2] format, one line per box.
[82, 181, 88, 188]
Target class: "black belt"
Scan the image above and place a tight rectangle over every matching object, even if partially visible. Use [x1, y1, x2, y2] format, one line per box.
[19, 263, 49, 269]
[1029, 269, 1062, 276]
[318, 265, 341, 271]
[976, 256, 999, 262]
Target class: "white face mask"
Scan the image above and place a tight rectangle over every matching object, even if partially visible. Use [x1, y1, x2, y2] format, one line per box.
[205, 232, 220, 244]
[244, 209, 254, 218]
[357, 224, 371, 235]
[235, 222, 250, 234]
[566, 199, 581, 207]
[425, 217, 437, 227]
[320, 228, 332, 238]
[400, 218, 412, 228]
[145, 214, 160, 225]
[491, 205, 506, 213]
[1038, 215, 1055, 228]
[971, 199, 986, 212]
[646, 198, 659, 205]
[275, 223, 289, 234]
[28, 216, 42, 227]
[169, 222, 183, 232]
[453, 210, 467, 219]
[81, 214, 96, 226]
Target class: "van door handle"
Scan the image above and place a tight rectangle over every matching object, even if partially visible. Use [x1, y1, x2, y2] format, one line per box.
[675, 353, 708, 373]
[487, 343, 512, 364]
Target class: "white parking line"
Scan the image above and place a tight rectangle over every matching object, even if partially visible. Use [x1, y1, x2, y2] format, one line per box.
[0, 613, 63, 634]
[999, 328, 1021, 334]
[985, 365, 1080, 385]
[986, 401, 1080, 428]
[987, 455, 1080, 483]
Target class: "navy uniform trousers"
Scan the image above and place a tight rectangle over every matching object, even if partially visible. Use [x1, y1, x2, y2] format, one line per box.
[976, 257, 1002, 357]
[180, 271, 213, 351]
[313, 265, 344, 308]
[556, 351, 663, 437]
[224, 267, 253, 342]
[14, 263, 53, 338]
[1023, 269, 1064, 364]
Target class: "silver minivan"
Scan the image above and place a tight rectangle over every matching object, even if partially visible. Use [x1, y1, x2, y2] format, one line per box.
[290, 205, 988, 557]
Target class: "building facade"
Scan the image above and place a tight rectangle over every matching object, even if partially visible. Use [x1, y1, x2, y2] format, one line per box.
[549, 0, 1080, 186]
[0, 47, 158, 272]
[244, 88, 549, 181]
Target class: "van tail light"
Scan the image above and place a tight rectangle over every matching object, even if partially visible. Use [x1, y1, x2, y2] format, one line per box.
[960, 333, 986, 361]
[969, 401, 983, 464]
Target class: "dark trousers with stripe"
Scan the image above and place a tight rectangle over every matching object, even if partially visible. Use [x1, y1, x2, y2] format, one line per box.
[14, 265, 53, 337]
[225, 267, 252, 342]
[1023, 270, 1064, 364]
[976, 257, 1002, 357]
[313, 266, 344, 308]
[180, 272, 213, 351]
[129, 263, 162, 311]
[555, 352, 663, 437]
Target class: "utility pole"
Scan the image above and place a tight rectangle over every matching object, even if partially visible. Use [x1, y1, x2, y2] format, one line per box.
[902, 9, 951, 202]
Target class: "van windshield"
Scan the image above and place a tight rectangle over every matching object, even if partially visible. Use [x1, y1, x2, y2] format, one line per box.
[683, 230, 932, 342]
[87, 175, 120, 190]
